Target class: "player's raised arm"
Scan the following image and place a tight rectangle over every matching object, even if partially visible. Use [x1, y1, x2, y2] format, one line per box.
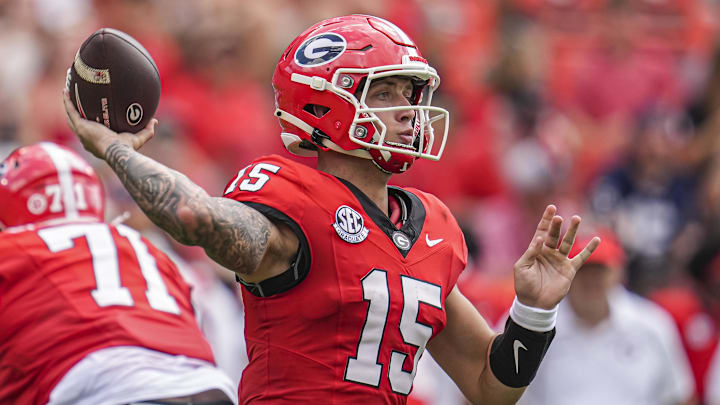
[63, 92, 297, 279]
[428, 205, 600, 404]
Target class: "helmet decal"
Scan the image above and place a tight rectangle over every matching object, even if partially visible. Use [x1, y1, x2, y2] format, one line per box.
[274, 15, 450, 174]
[27, 193, 48, 215]
[0, 142, 105, 229]
[294, 33, 347, 67]
[40, 142, 79, 219]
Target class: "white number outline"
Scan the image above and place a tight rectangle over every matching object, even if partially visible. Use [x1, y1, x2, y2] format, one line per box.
[344, 269, 443, 395]
[224, 163, 281, 194]
[389, 275, 442, 395]
[344, 269, 390, 387]
[45, 183, 88, 213]
[38, 223, 181, 314]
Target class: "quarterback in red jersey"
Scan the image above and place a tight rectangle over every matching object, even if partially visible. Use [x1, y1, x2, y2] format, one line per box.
[64, 14, 600, 404]
[0, 143, 236, 405]
[222, 154, 467, 402]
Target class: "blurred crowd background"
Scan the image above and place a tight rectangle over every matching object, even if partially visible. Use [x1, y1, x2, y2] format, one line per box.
[4, 0, 720, 403]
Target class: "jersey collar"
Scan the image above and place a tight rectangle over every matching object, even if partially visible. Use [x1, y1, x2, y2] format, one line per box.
[336, 177, 426, 257]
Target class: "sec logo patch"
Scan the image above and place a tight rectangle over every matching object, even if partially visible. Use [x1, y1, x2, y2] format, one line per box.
[333, 205, 369, 243]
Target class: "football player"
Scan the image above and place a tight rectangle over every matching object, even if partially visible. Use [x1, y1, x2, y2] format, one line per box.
[64, 15, 599, 404]
[0, 142, 236, 404]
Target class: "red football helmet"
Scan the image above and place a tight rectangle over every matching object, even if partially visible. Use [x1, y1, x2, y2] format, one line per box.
[0, 142, 105, 230]
[272, 14, 449, 173]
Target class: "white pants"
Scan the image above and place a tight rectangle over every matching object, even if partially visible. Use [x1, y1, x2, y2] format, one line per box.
[48, 346, 238, 405]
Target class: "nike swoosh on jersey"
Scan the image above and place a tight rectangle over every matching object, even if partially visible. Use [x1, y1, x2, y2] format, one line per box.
[425, 234, 443, 247]
[513, 339, 527, 374]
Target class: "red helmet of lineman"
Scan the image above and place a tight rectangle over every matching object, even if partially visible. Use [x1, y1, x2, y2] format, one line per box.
[272, 14, 450, 173]
[0, 142, 105, 230]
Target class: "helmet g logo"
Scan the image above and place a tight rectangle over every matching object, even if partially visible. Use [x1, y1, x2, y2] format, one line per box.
[295, 33, 347, 67]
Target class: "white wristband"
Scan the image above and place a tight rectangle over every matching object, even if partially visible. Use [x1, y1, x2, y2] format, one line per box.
[509, 297, 558, 332]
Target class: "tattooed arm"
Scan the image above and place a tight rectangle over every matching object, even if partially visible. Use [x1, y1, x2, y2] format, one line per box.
[105, 142, 297, 278]
[63, 93, 297, 280]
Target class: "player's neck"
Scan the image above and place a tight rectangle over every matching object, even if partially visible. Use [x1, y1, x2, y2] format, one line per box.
[317, 150, 392, 215]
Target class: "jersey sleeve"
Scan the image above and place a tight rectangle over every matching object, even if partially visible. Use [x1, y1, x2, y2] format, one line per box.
[221, 155, 312, 295]
[454, 225, 469, 286]
[409, 188, 468, 293]
[443, 203, 468, 292]
[222, 155, 309, 223]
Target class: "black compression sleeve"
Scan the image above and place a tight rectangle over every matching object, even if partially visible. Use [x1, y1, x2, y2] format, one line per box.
[488, 317, 555, 388]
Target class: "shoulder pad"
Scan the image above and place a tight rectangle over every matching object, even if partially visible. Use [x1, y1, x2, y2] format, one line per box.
[222, 155, 317, 216]
[404, 186, 468, 288]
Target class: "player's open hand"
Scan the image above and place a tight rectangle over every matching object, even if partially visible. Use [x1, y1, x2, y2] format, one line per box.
[63, 90, 156, 159]
[513, 205, 601, 310]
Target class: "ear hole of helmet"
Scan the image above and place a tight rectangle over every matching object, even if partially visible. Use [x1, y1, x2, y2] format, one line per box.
[303, 104, 331, 118]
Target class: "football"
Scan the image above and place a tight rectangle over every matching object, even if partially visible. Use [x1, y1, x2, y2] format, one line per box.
[66, 28, 160, 133]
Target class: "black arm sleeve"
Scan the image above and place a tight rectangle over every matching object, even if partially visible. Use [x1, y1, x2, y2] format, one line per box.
[488, 317, 555, 388]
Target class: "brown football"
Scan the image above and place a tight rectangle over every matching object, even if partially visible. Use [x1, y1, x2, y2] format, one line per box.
[66, 28, 160, 133]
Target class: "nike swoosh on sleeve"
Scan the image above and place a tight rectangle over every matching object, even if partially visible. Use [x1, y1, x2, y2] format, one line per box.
[513, 339, 527, 374]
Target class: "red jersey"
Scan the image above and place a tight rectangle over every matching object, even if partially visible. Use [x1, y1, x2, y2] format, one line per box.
[652, 286, 719, 402]
[223, 155, 467, 404]
[0, 221, 215, 404]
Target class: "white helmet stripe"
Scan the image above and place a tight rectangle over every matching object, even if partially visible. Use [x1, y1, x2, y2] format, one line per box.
[39, 142, 78, 219]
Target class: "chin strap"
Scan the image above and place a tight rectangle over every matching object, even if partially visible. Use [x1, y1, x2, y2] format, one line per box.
[371, 159, 393, 174]
[291, 73, 330, 91]
[275, 106, 407, 175]
[275, 108, 314, 135]
[276, 108, 375, 161]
